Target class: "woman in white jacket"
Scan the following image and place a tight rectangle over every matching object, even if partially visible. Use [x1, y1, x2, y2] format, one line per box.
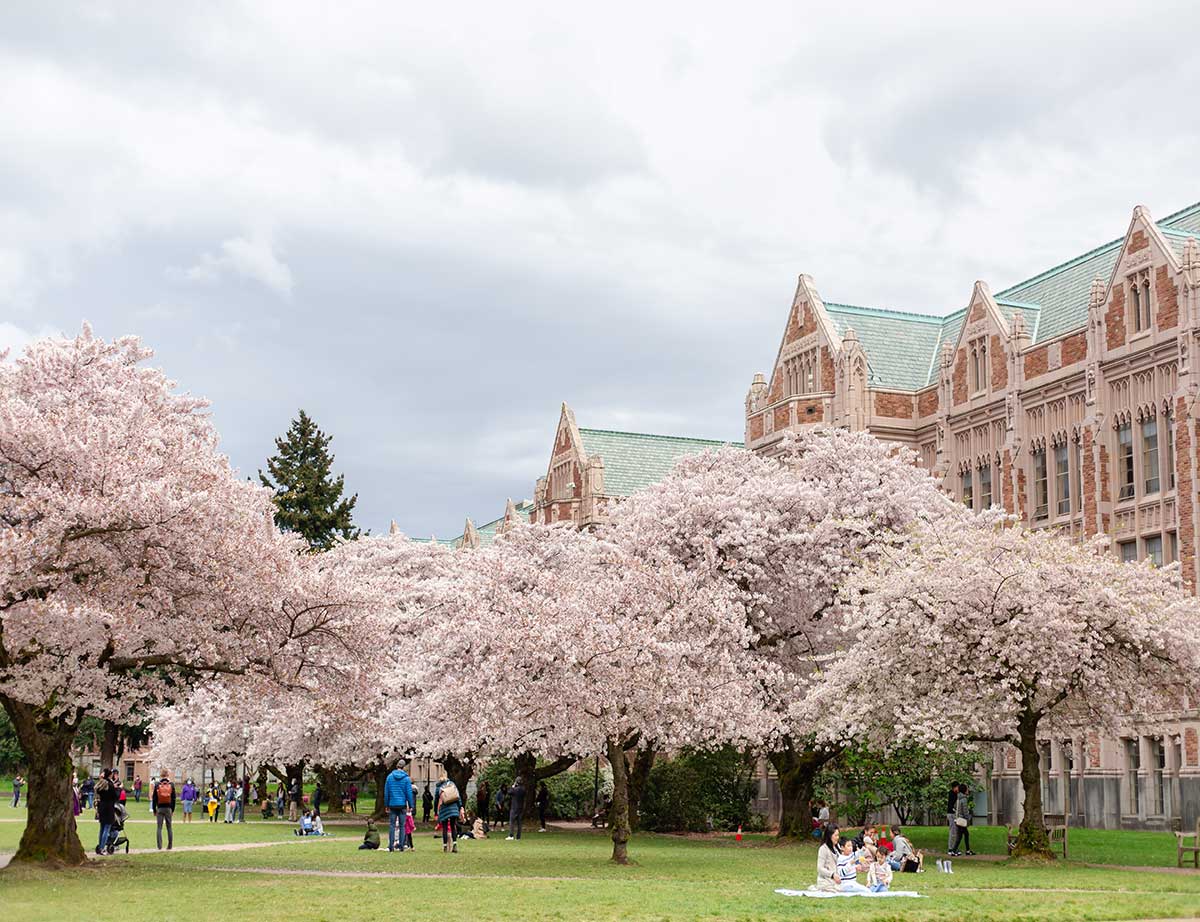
[815, 824, 840, 891]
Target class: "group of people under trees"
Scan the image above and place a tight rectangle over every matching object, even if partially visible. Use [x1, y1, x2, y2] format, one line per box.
[815, 824, 926, 893]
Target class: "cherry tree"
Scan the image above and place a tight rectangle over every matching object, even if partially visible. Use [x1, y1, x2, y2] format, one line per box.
[806, 515, 1200, 856]
[0, 328, 346, 865]
[607, 426, 958, 835]
[412, 524, 779, 863]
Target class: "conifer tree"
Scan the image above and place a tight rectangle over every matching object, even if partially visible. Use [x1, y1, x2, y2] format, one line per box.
[259, 410, 360, 550]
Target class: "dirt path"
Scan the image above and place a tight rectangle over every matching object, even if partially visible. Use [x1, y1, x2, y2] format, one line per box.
[0, 836, 338, 869]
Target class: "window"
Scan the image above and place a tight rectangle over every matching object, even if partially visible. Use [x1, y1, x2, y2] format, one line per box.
[961, 470, 974, 509]
[1119, 540, 1137, 563]
[1054, 444, 1070, 516]
[979, 464, 992, 509]
[124, 761, 135, 783]
[1125, 739, 1141, 814]
[1117, 422, 1135, 500]
[1166, 411, 1176, 490]
[1168, 531, 1178, 564]
[785, 349, 819, 397]
[968, 337, 988, 395]
[1130, 272, 1153, 332]
[1145, 534, 1163, 567]
[1142, 418, 1160, 495]
[1152, 739, 1166, 815]
[1073, 439, 1083, 513]
[1032, 449, 1048, 520]
[1131, 284, 1142, 331]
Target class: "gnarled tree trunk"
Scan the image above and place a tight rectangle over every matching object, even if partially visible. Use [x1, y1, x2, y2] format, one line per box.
[3, 698, 86, 866]
[605, 738, 632, 864]
[626, 746, 656, 831]
[372, 761, 389, 819]
[99, 720, 119, 772]
[769, 740, 840, 838]
[442, 754, 474, 805]
[514, 752, 576, 820]
[1013, 713, 1052, 857]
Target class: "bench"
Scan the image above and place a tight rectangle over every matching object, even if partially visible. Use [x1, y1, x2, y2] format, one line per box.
[1006, 813, 1068, 858]
[1178, 820, 1200, 869]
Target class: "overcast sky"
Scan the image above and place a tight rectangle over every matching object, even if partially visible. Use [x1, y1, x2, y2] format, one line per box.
[3, 1, 1199, 537]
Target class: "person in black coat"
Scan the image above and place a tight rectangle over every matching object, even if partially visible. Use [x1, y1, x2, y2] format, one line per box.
[95, 770, 121, 855]
[506, 780, 526, 840]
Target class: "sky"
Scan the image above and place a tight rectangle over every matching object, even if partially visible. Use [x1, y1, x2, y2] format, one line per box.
[3, 0, 1200, 537]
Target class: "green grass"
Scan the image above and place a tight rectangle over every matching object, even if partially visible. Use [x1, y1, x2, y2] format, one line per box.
[2, 815, 1198, 921]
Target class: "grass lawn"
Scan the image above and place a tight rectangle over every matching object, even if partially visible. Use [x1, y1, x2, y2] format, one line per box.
[1, 813, 1198, 922]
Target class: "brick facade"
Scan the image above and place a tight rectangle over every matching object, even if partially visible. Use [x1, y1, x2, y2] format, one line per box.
[874, 391, 914, 419]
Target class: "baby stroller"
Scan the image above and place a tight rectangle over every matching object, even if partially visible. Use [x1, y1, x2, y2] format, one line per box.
[107, 802, 130, 854]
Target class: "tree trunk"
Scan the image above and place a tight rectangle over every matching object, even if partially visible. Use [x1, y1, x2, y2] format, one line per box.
[3, 698, 86, 866]
[318, 765, 344, 812]
[442, 754, 474, 803]
[606, 738, 632, 864]
[514, 752, 576, 819]
[99, 720, 119, 771]
[626, 746, 656, 831]
[372, 761, 389, 819]
[769, 741, 840, 838]
[1014, 714, 1053, 858]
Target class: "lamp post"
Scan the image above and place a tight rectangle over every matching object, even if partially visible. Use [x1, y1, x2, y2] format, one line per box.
[239, 728, 250, 823]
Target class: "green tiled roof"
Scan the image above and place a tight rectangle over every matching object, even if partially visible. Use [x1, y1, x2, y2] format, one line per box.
[473, 500, 535, 545]
[579, 428, 743, 497]
[411, 536, 458, 547]
[816, 202, 1200, 391]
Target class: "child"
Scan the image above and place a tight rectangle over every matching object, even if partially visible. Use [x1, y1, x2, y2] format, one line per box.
[312, 812, 325, 836]
[359, 818, 381, 850]
[403, 810, 415, 850]
[207, 789, 219, 823]
[835, 840, 871, 893]
[867, 851, 893, 892]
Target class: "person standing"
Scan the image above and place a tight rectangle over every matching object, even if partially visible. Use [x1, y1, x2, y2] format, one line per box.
[80, 775, 95, 809]
[421, 784, 433, 824]
[275, 781, 286, 819]
[506, 778, 526, 841]
[435, 774, 462, 853]
[535, 782, 550, 832]
[476, 780, 491, 834]
[945, 782, 959, 854]
[224, 781, 238, 823]
[239, 776, 250, 823]
[95, 769, 120, 856]
[383, 764, 415, 853]
[152, 770, 176, 850]
[180, 778, 197, 823]
[288, 777, 302, 823]
[10, 773, 24, 807]
[312, 780, 323, 818]
[347, 782, 359, 814]
[951, 783, 975, 856]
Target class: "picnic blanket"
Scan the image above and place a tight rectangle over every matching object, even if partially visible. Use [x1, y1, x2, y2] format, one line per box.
[774, 888, 924, 898]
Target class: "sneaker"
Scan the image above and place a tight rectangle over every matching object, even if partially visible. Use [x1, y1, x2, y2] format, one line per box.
[966, 850, 976, 856]
[505, 836, 514, 841]
[538, 828, 546, 833]
[452, 844, 458, 853]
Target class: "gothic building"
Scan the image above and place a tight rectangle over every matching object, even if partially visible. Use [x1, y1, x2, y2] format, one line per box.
[746, 202, 1200, 831]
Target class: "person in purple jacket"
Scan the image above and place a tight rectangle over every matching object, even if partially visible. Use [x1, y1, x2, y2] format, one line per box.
[180, 778, 198, 823]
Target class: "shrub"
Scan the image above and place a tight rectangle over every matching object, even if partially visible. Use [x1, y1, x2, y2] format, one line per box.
[476, 758, 611, 819]
[639, 747, 757, 833]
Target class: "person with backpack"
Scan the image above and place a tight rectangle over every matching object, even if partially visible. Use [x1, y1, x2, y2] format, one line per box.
[383, 764, 415, 852]
[434, 773, 462, 853]
[506, 778, 526, 840]
[152, 770, 176, 850]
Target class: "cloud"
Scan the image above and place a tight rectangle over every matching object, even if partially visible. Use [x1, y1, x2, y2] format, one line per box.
[0, 321, 63, 360]
[184, 235, 294, 297]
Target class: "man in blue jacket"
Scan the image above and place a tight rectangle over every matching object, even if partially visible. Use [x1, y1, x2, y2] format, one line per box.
[384, 765, 414, 852]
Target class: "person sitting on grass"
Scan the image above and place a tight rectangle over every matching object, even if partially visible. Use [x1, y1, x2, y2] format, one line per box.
[835, 839, 871, 894]
[888, 826, 924, 873]
[295, 810, 315, 836]
[867, 850, 893, 892]
[359, 818, 381, 850]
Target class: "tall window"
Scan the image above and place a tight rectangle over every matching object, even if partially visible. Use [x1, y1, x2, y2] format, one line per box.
[1142, 417, 1160, 495]
[968, 337, 988, 394]
[1145, 534, 1163, 567]
[1033, 449, 1049, 520]
[1168, 531, 1178, 564]
[785, 349, 819, 396]
[1130, 272, 1152, 332]
[1166, 411, 1176, 490]
[961, 469, 974, 509]
[1152, 738, 1166, 815]
[1119, 540, 1137, 563]
[1117, 421, 1135, 500]
[1125, 739, 1141, 814]
[1054, 444, 1070, 516]
[1073, 439, 1084, 513]
[979, 464, 992, 509]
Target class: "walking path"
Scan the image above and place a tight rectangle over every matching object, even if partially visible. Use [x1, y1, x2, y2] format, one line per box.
[0, 836, 338, 870]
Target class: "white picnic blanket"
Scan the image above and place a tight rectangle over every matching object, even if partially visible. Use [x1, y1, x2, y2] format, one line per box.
[775, 888, 925, 898]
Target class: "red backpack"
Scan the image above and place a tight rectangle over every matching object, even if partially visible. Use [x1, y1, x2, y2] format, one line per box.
[156, 780, 174, 805]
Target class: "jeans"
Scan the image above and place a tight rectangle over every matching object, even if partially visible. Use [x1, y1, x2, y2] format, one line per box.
[888, 857, 902, 871]
[388, 807, 408, 850]
[97, 823, 113, 853]
[839, 881, 871, 893]
[953, 823, 970, 852]
[135, 790, 141, 802]
[870, 882, 889, 893]
[509, 808, 523, 839]
[946, 813, 956, 850]
[156, 807, 174, 849]
[10, 789, 19, 807]
[442, 815, 460, 849]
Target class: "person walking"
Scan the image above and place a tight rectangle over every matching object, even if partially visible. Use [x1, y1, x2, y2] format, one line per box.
[535, 782, 550, 832]
[152, 770, 176, 850]
[476, 780, 491, 834]
[10, 773, 24, 807]
[288, 777, 302, 823]
[421, 784, 433, 824]
[180, 778, 197, 823]
[506, 778, 526, 841]
[945, 782, 959, 854]
[951, 783, 975, 856]
[95, 769, 120, 856]
[133, 775, 143, 804]
[383, 764, 415, 853]
[435, 774, 462, 853]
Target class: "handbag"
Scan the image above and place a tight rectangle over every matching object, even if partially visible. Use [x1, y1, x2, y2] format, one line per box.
[440, 781, 460, 805]
[955, 816, 968, 827]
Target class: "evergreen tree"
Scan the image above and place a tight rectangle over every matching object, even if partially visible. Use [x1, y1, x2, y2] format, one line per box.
[259, 410, 360, 550]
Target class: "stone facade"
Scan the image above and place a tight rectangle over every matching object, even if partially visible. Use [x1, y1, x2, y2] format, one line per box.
[746, 203, 1200, 831]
